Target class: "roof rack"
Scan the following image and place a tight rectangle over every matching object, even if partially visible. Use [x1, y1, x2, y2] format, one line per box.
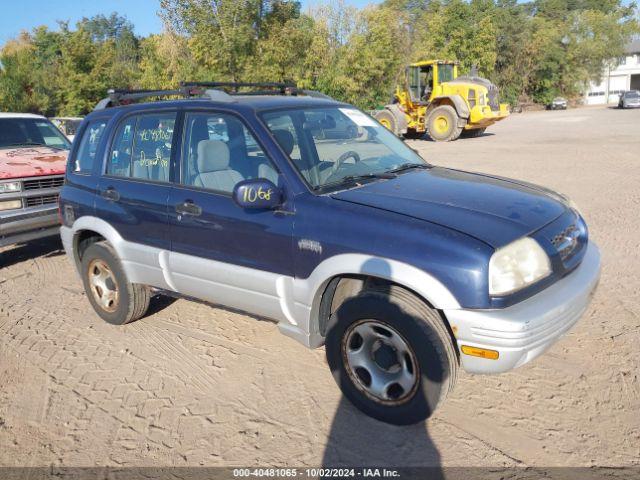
[181, 81, 297, 95]
[181, 82, 334, 100]
[94, 82, 335, 110]
[94, 86, 198, 110]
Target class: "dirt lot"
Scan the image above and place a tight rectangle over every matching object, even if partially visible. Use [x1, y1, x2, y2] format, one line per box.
[1, 105, 639, 469]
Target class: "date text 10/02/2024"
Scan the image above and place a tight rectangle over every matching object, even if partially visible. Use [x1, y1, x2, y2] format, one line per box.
[232, 468, 401, 478]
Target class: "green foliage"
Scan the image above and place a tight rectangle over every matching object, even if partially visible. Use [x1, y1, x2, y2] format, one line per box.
[328, 6, 410, 108]
[0, 13, 144, 116]
[412, 0, 498, 76]
[0, 2, 638, 115]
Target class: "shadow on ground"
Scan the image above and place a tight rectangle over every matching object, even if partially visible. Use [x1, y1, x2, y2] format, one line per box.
[322, 397, 443, 473]
[0, 236, 63, 269]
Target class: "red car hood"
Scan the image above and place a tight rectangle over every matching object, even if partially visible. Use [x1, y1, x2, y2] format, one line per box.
[0, 146, 68, 179]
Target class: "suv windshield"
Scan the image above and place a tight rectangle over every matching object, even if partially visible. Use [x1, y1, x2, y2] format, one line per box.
[625, 91, 639, 98]
[0, 117, 71, 150]
[261, 107, 427, 191]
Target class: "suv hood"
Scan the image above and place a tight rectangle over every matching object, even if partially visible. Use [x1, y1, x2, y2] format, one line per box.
[331, 167, 567, 248]
[0, 146, 68, 179]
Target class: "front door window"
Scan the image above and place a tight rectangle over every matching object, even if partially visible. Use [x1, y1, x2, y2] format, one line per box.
[180, 112, 278, 193]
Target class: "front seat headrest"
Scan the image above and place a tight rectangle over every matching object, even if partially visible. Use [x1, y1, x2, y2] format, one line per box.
[272, 129, 294, 156]
[197, 140, 230, 173]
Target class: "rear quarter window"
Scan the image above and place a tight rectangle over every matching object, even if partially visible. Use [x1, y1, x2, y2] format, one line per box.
[106, 112, 176, 183]
[74, 120, 108, 173]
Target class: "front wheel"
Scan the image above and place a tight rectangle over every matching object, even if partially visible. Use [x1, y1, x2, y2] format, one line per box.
[427, 105, 463, 142]
[325, 286, 458, 425]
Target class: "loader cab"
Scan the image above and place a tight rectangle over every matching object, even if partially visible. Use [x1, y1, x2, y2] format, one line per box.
[407, 62, 458, 104]
[408, 65, 433, 104]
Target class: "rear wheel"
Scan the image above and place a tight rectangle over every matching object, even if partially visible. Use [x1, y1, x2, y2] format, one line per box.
[427, 105, 463, 142]
[461, 127, 486, 138]
[81, 242, 150, 325]
[374, 109, 399, 136]
[325, 285, 458, 425]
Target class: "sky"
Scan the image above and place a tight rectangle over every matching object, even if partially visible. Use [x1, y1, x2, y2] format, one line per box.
[0, 0, 379, 44]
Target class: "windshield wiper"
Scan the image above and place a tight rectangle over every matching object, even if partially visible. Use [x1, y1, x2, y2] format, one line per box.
[387, 163, 430, 174]
[315, 171, 397, 192]
[3, 142, 67, 150]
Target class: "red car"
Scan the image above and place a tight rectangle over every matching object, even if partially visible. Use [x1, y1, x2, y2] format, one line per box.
[0, 113, 71, 247]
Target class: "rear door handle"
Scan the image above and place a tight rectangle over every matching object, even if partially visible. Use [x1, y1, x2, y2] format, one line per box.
[175, 200, 202, 217]
[101, 188, 120, 201]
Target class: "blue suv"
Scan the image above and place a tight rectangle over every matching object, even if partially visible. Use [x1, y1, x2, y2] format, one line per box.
[59, 83, 601, 425]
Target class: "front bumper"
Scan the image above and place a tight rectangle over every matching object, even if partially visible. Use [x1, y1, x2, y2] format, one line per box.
[0, 205, 60, 247]
[444, 242, 601, 374]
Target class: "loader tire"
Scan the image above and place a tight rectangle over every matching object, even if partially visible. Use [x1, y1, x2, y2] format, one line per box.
[374, 109, 399, 136]
[427, 106, 463, 142]
[461, 128, 486, 138]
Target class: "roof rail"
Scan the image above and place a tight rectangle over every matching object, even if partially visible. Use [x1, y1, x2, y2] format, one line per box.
[180, 82, 335, 100]
[94, 87, 196, 110]
[94, 82, 336, 110]
[181, 81, 297, 95]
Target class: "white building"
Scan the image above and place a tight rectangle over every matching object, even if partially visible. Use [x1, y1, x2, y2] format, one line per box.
[585, 39, 640, 105]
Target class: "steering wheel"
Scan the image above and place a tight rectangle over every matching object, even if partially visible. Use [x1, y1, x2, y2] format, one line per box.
[331, 150, 361, 175]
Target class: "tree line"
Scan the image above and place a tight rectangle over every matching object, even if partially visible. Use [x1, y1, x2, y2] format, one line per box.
[0, 0, 637, 116]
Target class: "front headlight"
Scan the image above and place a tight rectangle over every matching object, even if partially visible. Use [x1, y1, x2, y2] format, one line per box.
[0, 181, 21, 193]
[0, 199, 23, 211]
[489, 237, 551, 295]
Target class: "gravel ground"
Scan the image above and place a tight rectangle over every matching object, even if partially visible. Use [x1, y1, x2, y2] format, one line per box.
[0, 105, 638, 469]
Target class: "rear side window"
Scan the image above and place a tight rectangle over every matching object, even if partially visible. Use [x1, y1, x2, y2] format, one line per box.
[108, 118, 136, 177]
[107, 112, 176, 182]
[74, 120, 107, 173]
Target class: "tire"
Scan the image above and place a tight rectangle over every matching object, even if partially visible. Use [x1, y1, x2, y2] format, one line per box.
[80, 241, 150, 325]
[427, 105, 463, 142]
[374, 109, 399, 136]
[461, 127, 486, 138]
[325, 285, 458, 425]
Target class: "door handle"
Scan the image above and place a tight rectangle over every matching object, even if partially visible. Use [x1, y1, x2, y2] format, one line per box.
[101, 187, 120, 201]
[175, 200, 202, 217]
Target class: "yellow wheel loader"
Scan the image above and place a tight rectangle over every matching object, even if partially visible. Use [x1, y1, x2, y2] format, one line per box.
[374, 60, 509, 141]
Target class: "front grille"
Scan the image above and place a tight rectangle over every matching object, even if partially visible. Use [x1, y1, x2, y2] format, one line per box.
[25, 194, 59, 207]
[23, 176, 64, 190]
[551, 224, 580, 261]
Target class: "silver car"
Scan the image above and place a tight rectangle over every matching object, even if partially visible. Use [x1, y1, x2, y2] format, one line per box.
[618, 90, 640, 109]
[548, 97, 568, 110]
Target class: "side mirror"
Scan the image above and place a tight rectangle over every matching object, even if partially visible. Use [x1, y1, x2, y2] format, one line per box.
[233, 178, 282, 210]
